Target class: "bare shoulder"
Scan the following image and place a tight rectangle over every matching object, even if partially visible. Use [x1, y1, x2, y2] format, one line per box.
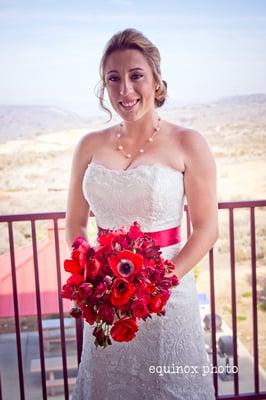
[170, 124, 216, 174]
[73, 127, 112, 164]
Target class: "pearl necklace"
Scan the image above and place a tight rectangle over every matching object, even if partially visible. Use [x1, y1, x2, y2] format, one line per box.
[116, 117, 161, 159]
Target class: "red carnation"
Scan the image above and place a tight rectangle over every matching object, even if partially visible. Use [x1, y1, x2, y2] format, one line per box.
[98, 228, 128, 249]
[110, 278, 135, 305]
[110, 317, 138, 342]
[61, 284, 74, 300]
[128, 221, 144, 240]
[66, 274, 84, 287]
[108, 250, 143, 279]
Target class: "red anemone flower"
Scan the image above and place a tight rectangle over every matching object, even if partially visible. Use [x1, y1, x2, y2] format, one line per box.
[110, 278, 135, 305]
[108, 250, 143, 279]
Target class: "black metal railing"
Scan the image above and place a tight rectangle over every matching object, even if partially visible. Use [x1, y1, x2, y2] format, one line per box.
[0, 199, 265, 400]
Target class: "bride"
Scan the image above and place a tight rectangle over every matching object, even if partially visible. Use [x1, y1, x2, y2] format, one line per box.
[66, 28, 218, 400]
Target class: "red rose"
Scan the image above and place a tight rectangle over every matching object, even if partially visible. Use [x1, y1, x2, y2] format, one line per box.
[116, 299, 133, 313]
[94, 282, 108, 298]
[171, 275, 180, 286]
[82, 304, 96, 325]
[131, 299, 149, 319]
[64, 259, 82, 275]
[72, 236, 90, 253]
[84, 258, 101, 281]
[110, 278, 135, 306]
[93, 327, 111, 347]
[164, 259, 176, 273]
[93, 327, 105, 346]
[108, 250, 143, 279]
[70, 306, 82, 318]
[158, 278, 173, 289]
[149, 293, 166, 313]
[110, 318, 138, 342]
[160, 289, 171, 304]
[97, 304, 115, 325]
[78, 282, 93, 299]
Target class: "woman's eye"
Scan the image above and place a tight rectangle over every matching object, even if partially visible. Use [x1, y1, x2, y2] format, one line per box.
[108, 76, 119, 82]
[131, 74, 143, 80]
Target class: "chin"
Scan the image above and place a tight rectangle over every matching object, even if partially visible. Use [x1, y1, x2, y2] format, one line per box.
[119, 109, 153, 123]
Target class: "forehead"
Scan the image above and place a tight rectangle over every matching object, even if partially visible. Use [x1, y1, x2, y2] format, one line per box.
[104, 49, 151, 73]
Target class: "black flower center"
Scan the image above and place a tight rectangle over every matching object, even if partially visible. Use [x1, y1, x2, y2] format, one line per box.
[118, 259, 135, 277]
[117, 281, 126, 291]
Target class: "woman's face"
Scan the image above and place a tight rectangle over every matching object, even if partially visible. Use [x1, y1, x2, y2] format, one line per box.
[104, 49, 157, 122]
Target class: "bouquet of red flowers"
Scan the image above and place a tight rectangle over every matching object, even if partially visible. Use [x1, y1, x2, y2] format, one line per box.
[61, 221, 180, 348]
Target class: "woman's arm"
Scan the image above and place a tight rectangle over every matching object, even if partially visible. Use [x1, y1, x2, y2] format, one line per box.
[171, 129, 219, 279]
[65, 134, 94, 250]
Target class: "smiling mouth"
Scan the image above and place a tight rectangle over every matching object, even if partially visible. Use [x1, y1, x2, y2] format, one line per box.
[119, 99, 140, 109]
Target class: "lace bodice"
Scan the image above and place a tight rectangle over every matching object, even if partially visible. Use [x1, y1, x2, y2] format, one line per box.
[82, 162, 185, 232]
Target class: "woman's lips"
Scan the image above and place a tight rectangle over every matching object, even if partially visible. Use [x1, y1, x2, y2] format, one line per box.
[119, 99, 140, 110]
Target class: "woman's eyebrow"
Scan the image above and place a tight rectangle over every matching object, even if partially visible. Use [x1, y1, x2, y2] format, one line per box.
[129, 67, 144, 72]
[106, 67, 144, 74]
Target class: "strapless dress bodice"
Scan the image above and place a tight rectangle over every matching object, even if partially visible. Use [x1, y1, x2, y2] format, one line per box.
[82, 162, 185, 233]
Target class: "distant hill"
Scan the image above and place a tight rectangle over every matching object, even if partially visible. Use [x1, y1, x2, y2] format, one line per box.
[214, 93, 266, 105]
[1, 95, 265, 143]
[0, 105, 89, 142]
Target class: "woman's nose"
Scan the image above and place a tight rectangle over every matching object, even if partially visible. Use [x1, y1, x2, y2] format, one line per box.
[119, 79, 133, 96]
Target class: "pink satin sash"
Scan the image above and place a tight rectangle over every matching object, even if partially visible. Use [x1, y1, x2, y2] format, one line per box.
[97, 225, 181, 248]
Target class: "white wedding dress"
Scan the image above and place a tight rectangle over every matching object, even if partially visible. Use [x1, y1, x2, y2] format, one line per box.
[71, 161, 215, 400]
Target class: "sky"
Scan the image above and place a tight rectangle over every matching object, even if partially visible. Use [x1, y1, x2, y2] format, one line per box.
[1, 0, 266, 117]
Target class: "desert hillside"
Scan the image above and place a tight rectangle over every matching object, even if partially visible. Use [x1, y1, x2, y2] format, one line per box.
[0, 95, 265, 368]
[0, 94, 265, 252]
[1, 94, 265, 212]
[0, 105, 91, 143]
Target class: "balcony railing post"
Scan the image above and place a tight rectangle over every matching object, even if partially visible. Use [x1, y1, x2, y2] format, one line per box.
[31, 220, 48, 399]
[0, 369, 2, 400]
[229, 207, 239, 395]
[250, 206, 259, 393]
[76, 317, 84, 366]
[8, 221, 25, 400]
[209, 247, 219, 397]
[53, 218, 69, 400]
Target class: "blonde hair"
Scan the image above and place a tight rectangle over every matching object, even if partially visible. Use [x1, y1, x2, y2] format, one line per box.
[95, 28, 167, 119]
